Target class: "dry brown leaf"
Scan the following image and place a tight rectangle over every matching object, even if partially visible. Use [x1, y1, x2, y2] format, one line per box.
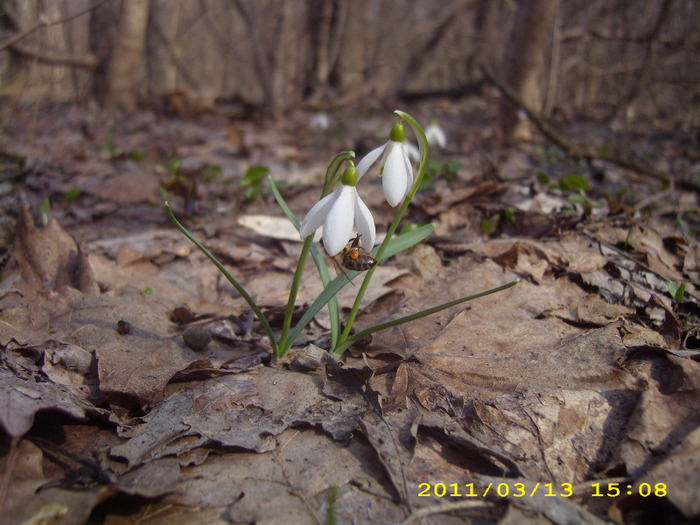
[616, 384, 700, 478]
[163, 429, 402, 523]
[0, 368, 88, 437]
[359, 408, 418, 505]
[88, 170, 161, 204]
[111, 365, 370, 467]
[9, 202, 98, 295]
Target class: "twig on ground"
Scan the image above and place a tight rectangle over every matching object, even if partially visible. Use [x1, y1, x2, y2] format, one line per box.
[480, 65, 669, 182]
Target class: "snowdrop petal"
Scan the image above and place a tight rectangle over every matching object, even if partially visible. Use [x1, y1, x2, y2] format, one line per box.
[354, 195, 376, 251]
[382, 143, 409, 207]
[356, 142, 387, 181]
[401, 144, 414, 188]
[299, 190, 339, 239]
[404, 141, 420, 162]
[425, 123, 446, 148]
[323, 185, 355, 256]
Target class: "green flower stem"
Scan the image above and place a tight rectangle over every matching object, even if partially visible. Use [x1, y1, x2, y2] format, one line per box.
[277, 235, 314, 355]
[322, 151, 355, 198]
[268, 177, 340, 354]
[331, 280, 519, 356]
[336, 111, 430, 351]
[165, 202, 278, 353]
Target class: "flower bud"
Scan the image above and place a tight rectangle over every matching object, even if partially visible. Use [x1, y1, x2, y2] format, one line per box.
[389, 122, 405, 143]
[341, 164, 358, 186]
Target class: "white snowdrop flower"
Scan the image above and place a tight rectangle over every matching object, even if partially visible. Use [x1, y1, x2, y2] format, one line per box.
[425, 121, 447, 149]
[309, 112, 330, 130]
[299, 165, 375, 256]
[356, 122, 413, 207]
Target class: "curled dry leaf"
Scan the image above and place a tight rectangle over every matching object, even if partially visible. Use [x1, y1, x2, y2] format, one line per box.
[10, 202, 99, 295]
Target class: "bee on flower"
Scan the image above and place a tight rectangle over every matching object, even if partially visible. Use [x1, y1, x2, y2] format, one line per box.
[299, 164, 376, 257]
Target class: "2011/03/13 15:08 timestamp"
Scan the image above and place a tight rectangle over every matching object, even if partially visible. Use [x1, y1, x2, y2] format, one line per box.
[417, 482, 668, 499]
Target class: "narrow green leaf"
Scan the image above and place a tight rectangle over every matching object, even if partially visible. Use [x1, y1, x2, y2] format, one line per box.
[669, 281, 686, 303]
[395, 110, 429, 182]
[165, 202, 278, 352]
[285, 273, 355, 352]
[269, 177, 340, 351]
[331, 280, 519, 356]
[675, 282, 686, 303]
[374, 224, 435, 261]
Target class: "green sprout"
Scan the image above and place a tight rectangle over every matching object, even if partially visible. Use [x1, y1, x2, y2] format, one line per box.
[241, 165, 270, 201]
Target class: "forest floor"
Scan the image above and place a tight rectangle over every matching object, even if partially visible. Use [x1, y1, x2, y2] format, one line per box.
[0, 98, 699, 525]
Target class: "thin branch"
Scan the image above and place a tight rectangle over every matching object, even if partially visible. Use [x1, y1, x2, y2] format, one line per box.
[0, 0, 110, 51]
[149, 14, 200, 89]
[614, 0, 675, 119]
[390, 0, 482, 100]
[8, 41, 98, 68]
[480, 65, 669, 182]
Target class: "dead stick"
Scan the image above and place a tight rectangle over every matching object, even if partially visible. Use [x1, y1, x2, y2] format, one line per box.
[480, 65, 669, 182]
[0, 0, 110, 52]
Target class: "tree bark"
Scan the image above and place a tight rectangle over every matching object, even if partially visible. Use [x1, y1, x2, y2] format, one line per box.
[498, 0, 559, 144]
[104, 0, 150, 111]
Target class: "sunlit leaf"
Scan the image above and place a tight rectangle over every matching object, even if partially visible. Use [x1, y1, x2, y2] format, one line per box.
[65, 187, 82, 202]
[559, 174, 590, 191]
[242, 166, 270, 187]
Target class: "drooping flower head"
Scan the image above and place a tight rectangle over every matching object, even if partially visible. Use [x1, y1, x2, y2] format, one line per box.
[356, 122, 414, 207]
[299, 164, 376, 256]
[425, 120, 446, 149]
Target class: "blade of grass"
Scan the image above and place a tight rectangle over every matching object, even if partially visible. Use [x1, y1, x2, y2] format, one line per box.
[330, 280, 519, 357]
[373, 224, 435, 261]
[165, 202, 278, 353]
[283, 272, 358, 354]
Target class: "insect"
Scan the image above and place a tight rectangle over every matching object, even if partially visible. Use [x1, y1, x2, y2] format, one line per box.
[340, 234, 377, 271]
[330, 234, 377, 281]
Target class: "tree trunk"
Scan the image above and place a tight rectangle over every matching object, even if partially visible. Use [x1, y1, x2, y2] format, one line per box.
[498, 0, 559, 144]
[104, 0, 150, 111]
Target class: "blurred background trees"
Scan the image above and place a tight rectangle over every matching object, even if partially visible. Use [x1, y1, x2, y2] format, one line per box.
[1, 0, 698, 129]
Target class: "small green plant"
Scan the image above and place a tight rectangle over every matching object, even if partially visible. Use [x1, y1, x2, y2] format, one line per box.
[39, 197, 50, 226]
[99, 143, 145, 162]
[418, 160, 462, 191]
[203, 164, 223, 182]
[167, 111, 517, 358]
[668, 281, 686, 306]
[65, 187, 82, 202]
[241, 165, 270, 201]
[558, 174, 590, 192]
[325, 486, 338, 525]
[552, 173, 606, 216]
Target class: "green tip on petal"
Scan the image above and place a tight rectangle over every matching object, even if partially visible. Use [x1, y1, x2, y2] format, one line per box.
[389, 122, 405, 143]
[341, 165, 358, 186]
